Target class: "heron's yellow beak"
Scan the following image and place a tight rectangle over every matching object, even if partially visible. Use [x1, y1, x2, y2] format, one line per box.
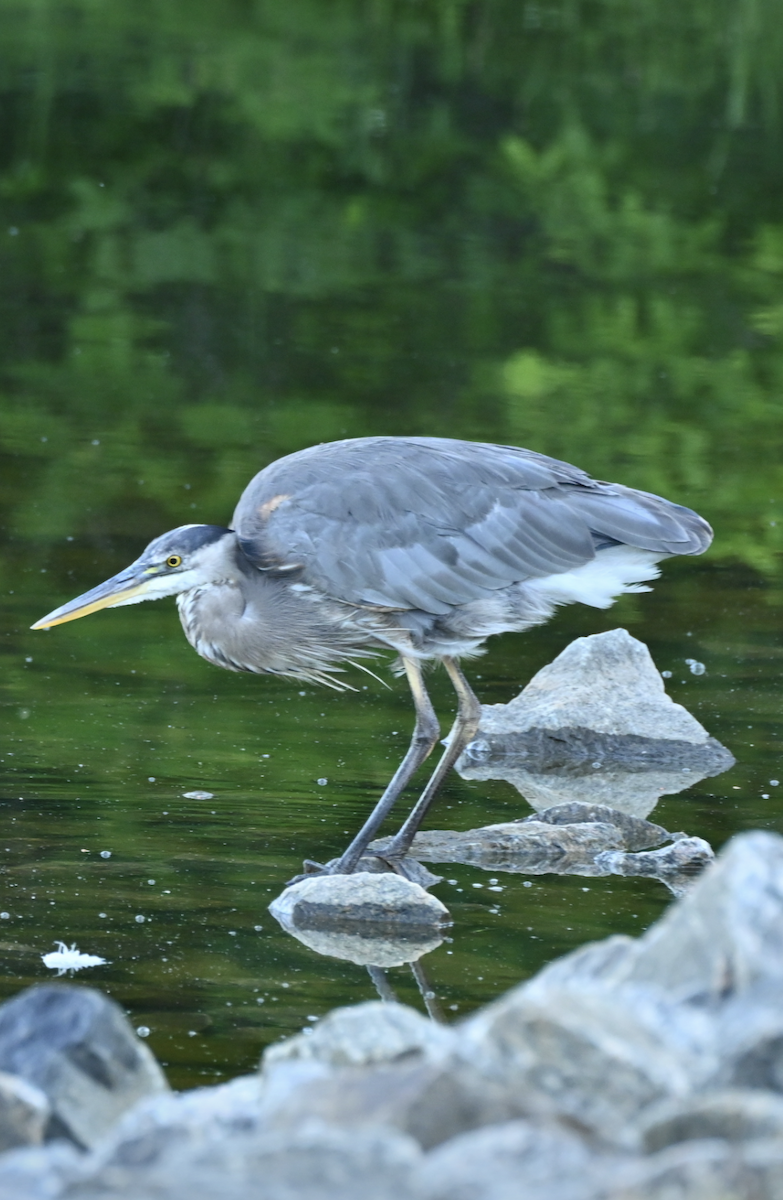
[31, 565, 159, 629]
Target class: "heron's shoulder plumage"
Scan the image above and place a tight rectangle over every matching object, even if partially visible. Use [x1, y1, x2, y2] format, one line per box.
[230, 437, 712, 616]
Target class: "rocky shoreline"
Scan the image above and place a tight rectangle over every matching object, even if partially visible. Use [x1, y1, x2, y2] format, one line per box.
[1, 829, 783, 1198]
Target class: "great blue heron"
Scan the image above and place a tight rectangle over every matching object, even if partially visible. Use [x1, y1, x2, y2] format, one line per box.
[32, 436, 712, 877]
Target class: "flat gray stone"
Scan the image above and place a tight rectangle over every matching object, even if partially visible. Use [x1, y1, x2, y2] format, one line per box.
[269, 873, 451, 969]
[0, 1072, 49, 1153]
[263, 1001, 453, 1070]
[477, 629, 712, 742]
[638, 1088, 783, 1153]
[378, 821, 626, 874]
[415, 1118, 630, 1200]
[0, 985, 169, 1150]
[374, 807, 704, 891]
[522, 804, 670, 851]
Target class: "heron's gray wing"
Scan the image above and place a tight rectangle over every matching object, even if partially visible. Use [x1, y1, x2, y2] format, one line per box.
[231, 438, 711, 615]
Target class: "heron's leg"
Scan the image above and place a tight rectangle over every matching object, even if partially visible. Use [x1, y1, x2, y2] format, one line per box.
[328, 656, 441, 875]
[367, 965, 398, 1003]
[410, 960, 445, 1022]
[381, 656, 482, 860]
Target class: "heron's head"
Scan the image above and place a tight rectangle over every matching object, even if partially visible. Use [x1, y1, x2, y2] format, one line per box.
[31, 525, 235, 630]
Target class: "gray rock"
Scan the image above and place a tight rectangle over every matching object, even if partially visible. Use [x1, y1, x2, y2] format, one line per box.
[458, 983, 715, 1145]
[707, 982, 783, 1092]
[638, 1088, 783, 1153]
[263, 1001, 453, 1070]
[375, 821, 626, 874]
[0, 985, 169, 1150]
[600, 1137, 783, 1200]
[270, 873, 450, 933]
[476, 629, 712, 742]
[0, 1139, 84, 1200]
[260, 1057, 525, 1151]
[523, 804, 670, 851]
[529, 831, 783, 1005]
[415, 1118, 630, 1200]
[63, 1118, 422, 1200]
[0, 1073, 49, 1153]
[612, 831, 783, 1002]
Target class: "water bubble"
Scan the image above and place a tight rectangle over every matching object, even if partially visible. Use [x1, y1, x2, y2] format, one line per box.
[100, 850, 111, 859]
[136, 1026, 150, 1038]
[685, 659, 706, 675]
[135, 915, 146, 923]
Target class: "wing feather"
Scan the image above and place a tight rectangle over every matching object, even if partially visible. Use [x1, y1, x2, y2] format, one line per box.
[231, 437, 712, 614]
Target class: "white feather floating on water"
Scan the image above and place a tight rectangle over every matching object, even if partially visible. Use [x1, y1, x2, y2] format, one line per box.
[42, 941, 108, 976]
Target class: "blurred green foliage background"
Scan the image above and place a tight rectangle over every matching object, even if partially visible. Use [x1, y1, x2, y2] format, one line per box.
[1, 0, 782, 574]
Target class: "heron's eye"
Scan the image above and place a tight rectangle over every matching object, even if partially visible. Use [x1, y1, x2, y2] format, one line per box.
[166, 555, 182, 569]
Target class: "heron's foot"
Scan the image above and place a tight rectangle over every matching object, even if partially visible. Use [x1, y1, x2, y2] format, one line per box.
[284, 858, 332, 887]
[285, 852, 441, 889]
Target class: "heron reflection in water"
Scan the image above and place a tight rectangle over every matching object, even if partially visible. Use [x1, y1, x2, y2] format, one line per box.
[33, 437, 712, 877]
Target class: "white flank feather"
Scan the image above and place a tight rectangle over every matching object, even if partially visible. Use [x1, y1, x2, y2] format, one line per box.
[525, 545, 662, 610]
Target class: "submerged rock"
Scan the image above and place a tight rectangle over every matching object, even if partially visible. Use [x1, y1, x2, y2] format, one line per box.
[376, 820, 626, 874]
[372, 803, 710, 892]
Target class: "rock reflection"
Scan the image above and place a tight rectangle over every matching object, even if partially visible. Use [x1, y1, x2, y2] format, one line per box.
[457, 736, 731, 820]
